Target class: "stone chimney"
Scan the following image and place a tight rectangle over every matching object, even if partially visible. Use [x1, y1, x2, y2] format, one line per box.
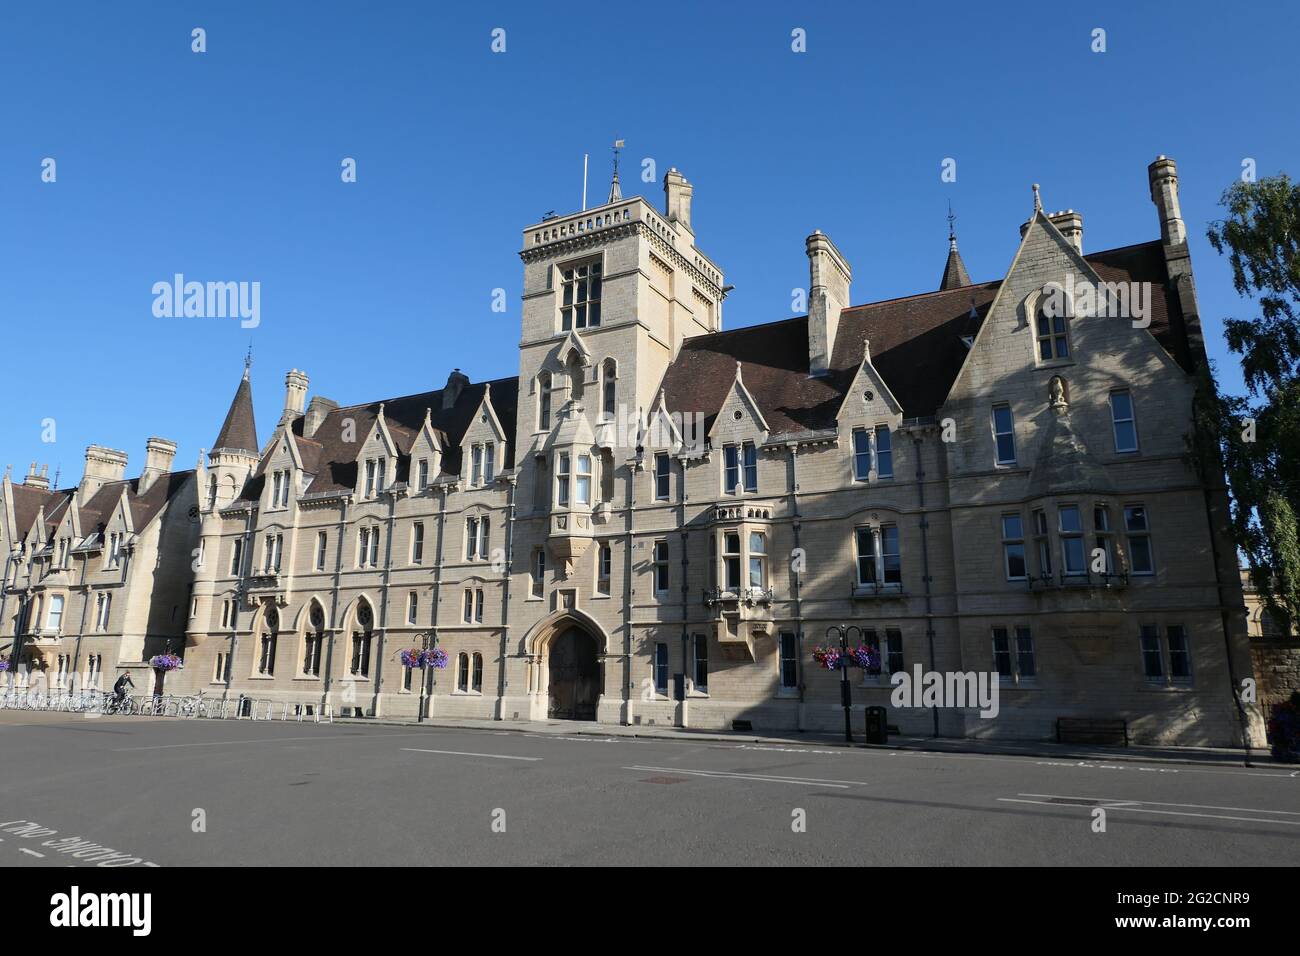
[139, 437, 177, 493]
[79, 446, 128, 504]
[1149, 155, 1186, 246]
[281, 368, 310, 425]
[24, 462, 50, 491]
[663, 168, 694, 233]
[806, 230, 852, 377]
[303, 396, 339, 439]
[1048, 210, 1083, 253]
[442, 368, 470, 411]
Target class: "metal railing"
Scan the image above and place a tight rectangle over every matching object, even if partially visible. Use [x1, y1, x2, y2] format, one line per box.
[0, 690, 333, 722]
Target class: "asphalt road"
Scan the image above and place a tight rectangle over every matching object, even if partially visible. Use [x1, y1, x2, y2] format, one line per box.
[1, 711, 1297, 866]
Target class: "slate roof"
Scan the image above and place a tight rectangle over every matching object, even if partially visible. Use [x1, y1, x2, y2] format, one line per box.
[236, 375, 520, 502]
[660, 240, 1188, 430]
[213, 375, 259, 455]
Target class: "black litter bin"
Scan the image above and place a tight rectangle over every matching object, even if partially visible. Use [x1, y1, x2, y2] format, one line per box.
[864, 705, 888, 745]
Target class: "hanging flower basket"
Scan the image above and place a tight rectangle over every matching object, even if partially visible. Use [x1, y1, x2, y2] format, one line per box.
[402, 648, 449, 669]
[1268, 692, 1300, 763]
[813, 644, 880, 673]
[149, 653, 183, 672]
[0, 658, 10, 673]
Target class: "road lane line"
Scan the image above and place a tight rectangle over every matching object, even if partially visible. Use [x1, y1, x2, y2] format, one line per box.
[1015, 792, 1300, 816]
[113, 731, 444, 752]
[18, 848, 45, 858]
[624, 765, 865, 788]
[401, 748, 541, 761]
[998, 796, 1294, 827]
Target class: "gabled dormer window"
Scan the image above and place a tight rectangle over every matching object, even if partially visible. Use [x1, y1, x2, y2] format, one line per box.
[417, 458, 430, 491]
[723, 442, 757, 494]
[270, 470, 292, 508]
[362, 458, 387, 498]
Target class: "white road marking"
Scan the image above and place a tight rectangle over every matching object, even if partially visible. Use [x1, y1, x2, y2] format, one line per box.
[624, 765, 866, 789]
[1016, 792, 1300, 816]
[998, 793, 1300, 826]
[18, 848, 45, 858]
[113, 731, 441, 752]
[401, 748, 541, 762]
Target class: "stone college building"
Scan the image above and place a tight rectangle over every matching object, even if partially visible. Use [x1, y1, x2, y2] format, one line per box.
[0, 157, 1266, 747]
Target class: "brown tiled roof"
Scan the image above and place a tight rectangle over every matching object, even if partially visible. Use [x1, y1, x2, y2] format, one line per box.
[660, 240, 1187, 427]
[10, 484, 57, 539]
[213, 375, 258, 455]
[238, 375, 519, 501]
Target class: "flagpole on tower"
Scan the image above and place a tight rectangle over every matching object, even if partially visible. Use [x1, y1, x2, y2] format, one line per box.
[582, 153, 588, 211]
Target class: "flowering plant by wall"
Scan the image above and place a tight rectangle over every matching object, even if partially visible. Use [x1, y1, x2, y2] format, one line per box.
[149, 653, 183, 671]
[0, 658, 9, 672]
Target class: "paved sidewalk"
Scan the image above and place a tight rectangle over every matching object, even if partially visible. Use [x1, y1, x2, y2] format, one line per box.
[333, 712, 1278, 769]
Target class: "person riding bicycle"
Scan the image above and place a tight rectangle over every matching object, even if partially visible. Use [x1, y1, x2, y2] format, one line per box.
[111, 671, 134, 707]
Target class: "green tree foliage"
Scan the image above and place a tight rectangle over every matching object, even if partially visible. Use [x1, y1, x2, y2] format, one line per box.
[1204, 175, 1300, 628]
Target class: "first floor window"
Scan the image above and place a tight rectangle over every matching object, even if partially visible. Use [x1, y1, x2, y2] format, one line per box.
[230, 537, 243, 576]
[855, 527, 876, 586]
[475, 588, 484, 623]
[1033, 509, 1051, 577]
[575, 454, 592, 506]
[407, 592, 419, 625]
[779, 632, 799, 689]
[411, 522, 425, 564]
[556, 453, 570, 507]
[1059, 505, 1085, 576]
[692, 633, 708, 693]
[47, 595, 65, 632]
[316, 531, 328, 570]
[1124, 506, 1153, 575]
[1093, 506, 1114, 575]
[653, 540, 670, 594]
[597, 543, 612, 595]
[654, 642, 669, 695]
[748, 531, 767, 589]
[213, 653, 227, 683]
[723, 445, 740, 494]
[463, 589, 474, 623]
[532, 549, 546, 598]
[722, 532, 741, 591]
[1002, 514, 1026, 580]
[881, 526, 901, 584]
[742, 442, 758, 492]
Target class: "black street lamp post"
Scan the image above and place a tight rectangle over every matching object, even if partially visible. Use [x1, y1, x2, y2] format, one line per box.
[825, 623, 863, 744]
[417, 631, 437, 723]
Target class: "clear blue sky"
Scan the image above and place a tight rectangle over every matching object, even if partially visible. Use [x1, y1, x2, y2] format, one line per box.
[2, 0, 1296, 486]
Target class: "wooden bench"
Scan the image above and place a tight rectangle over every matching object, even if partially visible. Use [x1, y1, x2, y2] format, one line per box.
[1056, 717, 1128, 746]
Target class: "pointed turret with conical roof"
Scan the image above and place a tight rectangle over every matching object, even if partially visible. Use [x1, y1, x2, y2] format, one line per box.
[939, 205, 972, 291]
[202, 356, 261, 515]
[213, 356, 259, 455]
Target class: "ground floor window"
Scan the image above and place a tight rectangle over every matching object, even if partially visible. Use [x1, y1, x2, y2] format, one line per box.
[1140, 624, 1191, 684]
[654, 642, 669, 695]
[992, 626, 1035, 682]
[692, 633, 708, 693]
[779, 631, 798, 690]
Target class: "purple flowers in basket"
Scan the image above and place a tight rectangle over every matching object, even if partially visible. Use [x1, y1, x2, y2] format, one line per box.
[0, 658, 9, 673]
[149, 653, 183, 671]
[813, 644, 880, 673]
[401, 648, 449, 669]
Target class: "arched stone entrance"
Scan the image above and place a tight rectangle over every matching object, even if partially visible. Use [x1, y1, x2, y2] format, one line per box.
[548, 627, 599, 720]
